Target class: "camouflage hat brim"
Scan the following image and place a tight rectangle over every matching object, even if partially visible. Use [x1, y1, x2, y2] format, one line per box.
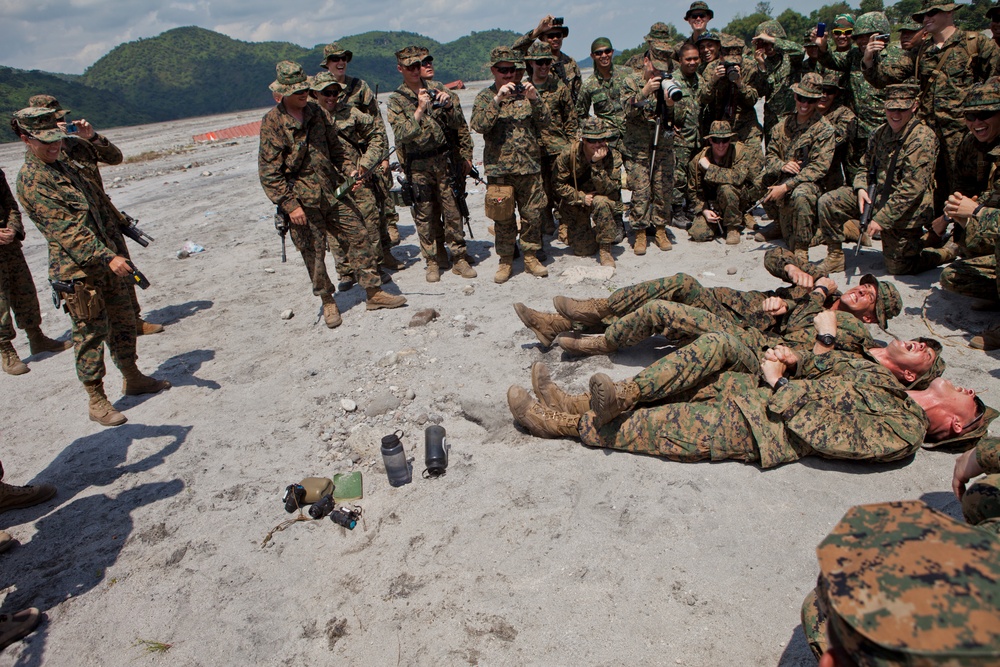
[398, 55, 423, 67]
[703, 129, 736, 140]
[790, 83, 823, 100]
[647, 45, 674, 72]
[923, 402, 999, 450]
[913, 2, 962, 20]
[319, 50, 353, 68]
[859, 274, 894, 328]
[269, 80, 310, 97]
[582, 129, 616, 141]
[685, 6, 714, 19]
[26, 127, 69, 142]
[885, 98, 917, 110]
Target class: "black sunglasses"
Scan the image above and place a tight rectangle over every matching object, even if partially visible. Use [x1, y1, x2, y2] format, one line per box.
[709, 137, 731, 144]
[403, 62, 422, 71]
[326, 55, 348, 63]
[543, 31, 564, 39]
[583, 138, 606, 144]
[925, 8, 944, 16]
[966, 110, 999, 121]
[534, 59, 553, 66]
[317, 88, 340, 97]
[689, 13, 709, 19]
[794, 93, 819, 103]
[593, 48, 614, 56]
[494, 65, 517, 74]
[421, 57, 434, 65]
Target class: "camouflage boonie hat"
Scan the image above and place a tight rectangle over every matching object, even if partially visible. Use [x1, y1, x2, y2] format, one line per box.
[754, 20, 786, 39]
[695, 31, 721, 44]
[647, 41, 674, 71]
[581, 117, 616, 140]
[319, 42, 353, 67]
[814, 501, 1000, 664]
[489, 46, 522, 66]
[524, 42, 555, 61]
[395, 45, 427, 67]
[897, 19, 924, 31]
[821, 71, 843, 90]
[791, 72, 825, 99]
[858, 273, 901, 329]
[962, 79, 1000, 113]
[703, 120, 736, 140]
[13, 107, 69, 142]
[645, 22, 673, 43]
[721, 34, 746, 52]
[913, 0, 963, 21]
[309, 71, 342, 92]
[269, 61, 309, 96]
[884, 83, 919, 110]
[685, 1, 714, 19]
[854, 11, 891, 36]
[27, 94, 69, 118]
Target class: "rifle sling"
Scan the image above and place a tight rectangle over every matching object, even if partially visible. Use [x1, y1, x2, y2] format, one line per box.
[876, 119, 920, 208]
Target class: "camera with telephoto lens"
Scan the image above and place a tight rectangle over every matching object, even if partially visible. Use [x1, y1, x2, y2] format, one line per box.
[723, 60, 741, 83]
[660, 74, 683, 102]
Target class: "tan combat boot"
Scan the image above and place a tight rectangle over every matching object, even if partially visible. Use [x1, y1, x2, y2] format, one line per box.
[598, 244, 615, 268]
[552, 296, 613, 326]
[320, 294, 342, 329]
[725, 229, 741, 245]
[136, 318, 164, 335]
[531, 362, 590, 415]
[0, 477, 55, 514]
[494, 256, 513, 284]
[554, 332, 618, 356]
[507, 386, 580, 438]
[451, 256, 477, 279]
[121, 366, 172, 396]
[815, 246, 845, 275]
[754, 223, 782, 242]
[653, 228, 673, 251]
[633, 230, 647, 255]
[387, 224, 400, 246]
[513, 304, 571, 347]
[425, 260, 440, 283]
[589, 374, 641, 427]
[971, 323, 1000, 351]
[435, 244, 451, 270]
[365, 287, 407, 310]
[26, 327, 71, 354]
[523, 254, 549, 277]
[0, 342, 28, 376]
[381, 249, 403, 271]
[83, 380, 127, 426]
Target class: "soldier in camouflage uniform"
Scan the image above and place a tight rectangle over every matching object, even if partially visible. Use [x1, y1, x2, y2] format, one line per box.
[802, 500, 1000, 664]
[512, 16, 582, 103]
[761, 73, 835, 262]
[817, 72, 858, 195]
[620, 41, 678, 254]
[551, 118, 620, 267]
[387, 46, 476, 283]
[14, 108, 170, 427]
[748, 20, 805, 140]
[687, 121, 762, 244]
[698, 34, 762, 146]
[800, 35, 826, 76]
[0, 166, 70, 375]
[671, 42, 703, 225]
[679, 2, 714, 50]
[863, 0, 1000, 209]
[311, 73, 400, 283]
[525, 42, 578, 241]
[470, 46, 551, 284]
[953, 433, 1000, 532]
[319, 42, 400, 264]
[258, 61, 405, 327]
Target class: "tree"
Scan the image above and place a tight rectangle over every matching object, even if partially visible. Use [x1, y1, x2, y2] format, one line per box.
[956, 0, 991, 31]
[809, 2, 857, 27]
[886, 0, 922, 26]
[859, 0, 885, 13]
[775, 8, 813, 42]
[723, 12, 774, 42]
[755, 1, 774, 16]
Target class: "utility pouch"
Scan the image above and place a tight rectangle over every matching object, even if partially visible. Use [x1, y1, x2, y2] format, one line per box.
[484, 184, 515, 221]
[62, 282, 104, 321]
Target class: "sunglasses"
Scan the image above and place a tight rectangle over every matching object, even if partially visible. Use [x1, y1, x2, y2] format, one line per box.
[534, 59, 553, 66]
[326, 55, 348, 63]
[317, 88, 340, 97]
[709, 137, 731, 144]
[421, 57, 434, 65]
[794, 93, 819, 103]
[593, 48, 614, 56]
[494, 65, 517, 74]
[543, 31, 564, 39]
[689, 13, 709, 19]
[831, 28, 853, 36]
[965, 110, 999, 121]
[583, 138, 606, 144]
[403, 62, 422, 71]
[925, 8, 944, 16]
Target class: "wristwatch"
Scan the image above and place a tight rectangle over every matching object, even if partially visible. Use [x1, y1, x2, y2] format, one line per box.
[974, 203, 986, 217]
[773, 377, 789, 391]
[816, 333, 836, 347]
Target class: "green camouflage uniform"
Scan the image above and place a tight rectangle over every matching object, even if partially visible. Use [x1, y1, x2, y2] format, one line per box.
[470, 83, 551, 257]
[0, 169, 42, 344]
[387, 81, 472, 263]
[258, 102, 380, 294]
[578, 355, 928, 468]
[802, 501, 1000, 662]
[534, 74, 578, 233]
[863, 30, 1000, 200]
[820, 102, 857, 191]
[687, 140, 763, 240]
[17, 151, 137, 383]
[962, 438, 1000, 532]
[819, 46, 888, 143]
[512, 31, 582, 102]
[748, 33, 806, 138]
[620, 71, 676, 230]
[697, 59, 763, 144]
[764, 112, 836, 252]
[671, 70, 702, 210]
[941, 204, 1000, 302]
[576, 66, 628, 218]
[551, 141, 619, 253]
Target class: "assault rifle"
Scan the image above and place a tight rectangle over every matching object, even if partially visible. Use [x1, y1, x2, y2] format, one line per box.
[745, 145, 810, 214]
[274, 210, 289, 263]
[126, 260, 150, 290]
[855, 158, 879, 257]
[119, 211, 154, 247]
[333, 146, 397, 200]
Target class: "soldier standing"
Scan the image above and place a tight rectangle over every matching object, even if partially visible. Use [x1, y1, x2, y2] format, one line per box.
[698, 34, 763, 145]
[258, 61, 405, 328]
[512, 15, 582, 102]
[14, 108, 170, 426]
[470, 46, 551, 283]
[748, 20, 806, 140]
[386, 46, 476, 283]
[670, 42, 703, 226]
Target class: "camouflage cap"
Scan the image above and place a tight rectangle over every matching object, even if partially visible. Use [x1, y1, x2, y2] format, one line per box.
[685, 1, 714, 19]
[754, 20, 786, 40]
[489, 45, 522, 66]
[906, 337, 945, 390]
[645, 22, 674, 43]
[815, 501, 1000, 665]
[884, 83, 920, 110]
[581, 117, 616, 140]
[925, 397, 998, 450]
[721, 33, 746, 52]
[854, 11, 891, 36]
[647, 41, 674, 71]
[27, 94, 70, 118]
[319, 42, 353, 67]
[858, 273, 901, 329]
[897, 19, 925, 31]
[591, 37, 613, 53]
[703, 120, 736, 140]
[269, 60, 309, 97]
[695, 31, 721, 44]
[12, 107, 69, 142]
[791, 72, 825, 99]
[309, 71, 342, 92]
[821, 71, 843, 90]
[395, 45, 427, 67]
[962, 80, 1000, 113]
[913, 0, 963, 21]
[524, 41, 555, 61]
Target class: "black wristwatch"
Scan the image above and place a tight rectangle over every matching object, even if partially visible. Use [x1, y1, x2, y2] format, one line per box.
[974, 203, 986, 217]
[816, 333, 836, 347]
[773, 377, 789, 392]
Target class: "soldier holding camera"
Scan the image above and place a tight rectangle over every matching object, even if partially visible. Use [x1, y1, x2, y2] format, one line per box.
[512, 16, 581, 103]
[748, 21, 805, 140]
[698, 34, 762, 146]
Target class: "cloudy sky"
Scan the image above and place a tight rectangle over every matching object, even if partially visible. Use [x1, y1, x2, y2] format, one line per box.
[0, 0, 830, 74]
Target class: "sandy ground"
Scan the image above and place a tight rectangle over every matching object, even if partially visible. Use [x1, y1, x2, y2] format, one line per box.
[0, 79, 997, 667]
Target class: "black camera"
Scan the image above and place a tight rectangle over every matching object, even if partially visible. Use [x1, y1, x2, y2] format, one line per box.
[282, 484, 306, 513]
[421, 89, 448, 109]
[512, 83, 525, 95]
[874, 33, 891, 42]
[723, 60, 741, 82]
[308, 494, 335, 519]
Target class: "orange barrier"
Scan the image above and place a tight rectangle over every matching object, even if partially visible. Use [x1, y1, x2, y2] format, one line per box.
[192, 120, 262, 143]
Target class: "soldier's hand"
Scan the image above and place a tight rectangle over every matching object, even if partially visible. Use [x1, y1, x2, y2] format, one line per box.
[435, 90, 453, 109]
[416, 88, 434, 112]
[584, 194, 595, 206]
[698, 156, 711, 170]
[953, 448, 984, 499]
[462, 159, 473, 176]
[754, 47, 766, 67]
[781, 160, 801, 175]
[865, 39, 886, 56]
[714, 63, 726, 79]
[109, 255, 132, 276]
[591, 145, 608, 162]
[786, 264, 814, 288]
[769, 345, 800, 368]
[523, 82, 539, 101]
[703, 209, 720, 223]
[0, 228, 14, 245]
[289, 206, 308, 225]
[813, 310, 838, 337]
[75, 119, 95, 140]
[762, 296, 788, 316]
[380, 159, 390, 175]
[816, 276, 838, 294]
[856, 187, 870, 214]
[931, 214, 949, 236]
[868, 220, 882, 236]
[642, 76, 662, 98]
[496, 82, 518, 102]
[535, 15, 555, 36]
[763, 183, 788, 203]
[761, 357, 787, 386]
[945, 192, 978, 220]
